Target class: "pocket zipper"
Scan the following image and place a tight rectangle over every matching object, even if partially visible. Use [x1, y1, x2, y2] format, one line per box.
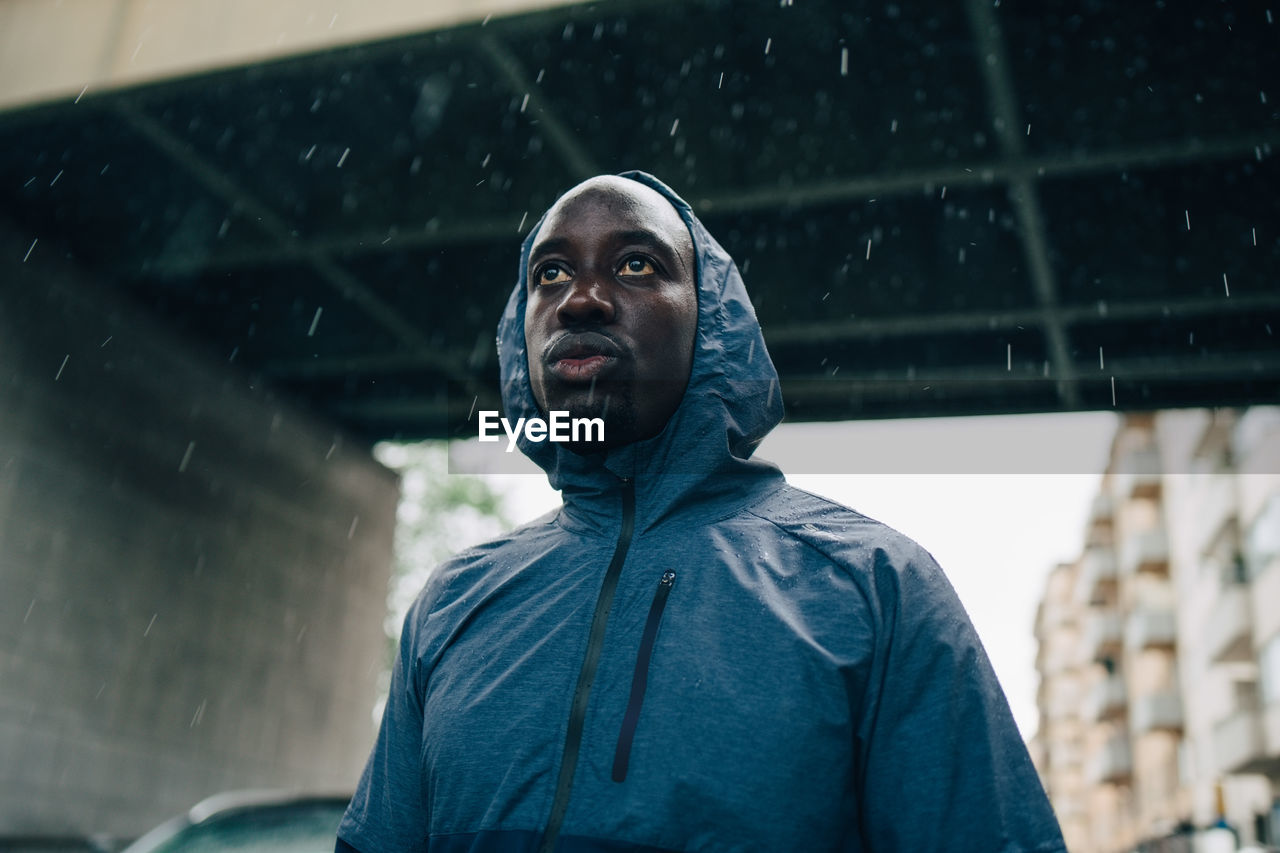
[612, 569, 676, 783]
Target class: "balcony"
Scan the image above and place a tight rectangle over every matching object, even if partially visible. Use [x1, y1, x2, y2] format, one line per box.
[1075, 547, 1118, 607]
[1047, 678, 1080, 721]
[1082, 611, 1124, 663]
[1131, 689, 1183, 734]
[1086, 493, 1114, 545]
[1113, 447, 1162, 499]
[1083, 674, 1127, 723]
[1119, 527, 1170, 576]
[1213, 704, 1266, 775]
[1044, 644, 1077, 677]
[1206, 582, 1253, 663]
[1126, 607, 1177, 651]
[1195, 473, 1237, 552]
[1086, 733, 1133, 785]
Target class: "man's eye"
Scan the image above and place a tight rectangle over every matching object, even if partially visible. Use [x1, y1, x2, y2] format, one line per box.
[618, 256, 656, 276]
[537, 264, 572, 285]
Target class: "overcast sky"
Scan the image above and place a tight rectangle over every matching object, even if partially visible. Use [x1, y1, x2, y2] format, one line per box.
[466, 410, 1119, 739]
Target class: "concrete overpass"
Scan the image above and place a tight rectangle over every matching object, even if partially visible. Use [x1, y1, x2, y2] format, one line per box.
[1, 0, 1278, 843]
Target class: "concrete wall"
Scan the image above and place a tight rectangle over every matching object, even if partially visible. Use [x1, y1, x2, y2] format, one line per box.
[0, 218, 398, 841]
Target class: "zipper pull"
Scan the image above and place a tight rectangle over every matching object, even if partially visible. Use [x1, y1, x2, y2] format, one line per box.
[659, 570, 675, 587]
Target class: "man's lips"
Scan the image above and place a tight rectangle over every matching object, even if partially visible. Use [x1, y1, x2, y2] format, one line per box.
[543, 333, 625, 383]
[551, 354, 615, 382]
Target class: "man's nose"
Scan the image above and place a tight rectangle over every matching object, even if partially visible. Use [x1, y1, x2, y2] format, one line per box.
[556, 275, 616, 326]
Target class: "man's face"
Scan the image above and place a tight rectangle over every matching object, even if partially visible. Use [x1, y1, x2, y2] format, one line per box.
[524, 176, 698, 451]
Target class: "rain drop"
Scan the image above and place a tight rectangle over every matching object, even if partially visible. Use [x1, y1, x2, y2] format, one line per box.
[179, 441, 196, 473]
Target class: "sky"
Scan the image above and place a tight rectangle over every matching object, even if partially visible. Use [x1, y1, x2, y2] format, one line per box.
[455, 409, 1120, 740]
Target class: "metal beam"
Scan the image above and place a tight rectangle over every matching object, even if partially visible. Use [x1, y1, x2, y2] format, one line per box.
[763, 293, 1280, 347]
[474, 34, 598, 182]
[129, 128, 1279, 279]
[964, 0, 1079, 408]
[264, 349, 484, 380]
[257, 292, 1280, 380]
[142, 214, 522, 278]
[691, 132, 1278, 216]
[778, 352, 1280, 385]
[113, 100, 478, 385]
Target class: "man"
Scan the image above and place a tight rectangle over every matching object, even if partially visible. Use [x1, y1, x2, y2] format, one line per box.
[337, 172, 1066, 852]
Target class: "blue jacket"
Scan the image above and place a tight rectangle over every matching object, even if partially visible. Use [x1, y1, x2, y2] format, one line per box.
[339, 172, 1066, 852]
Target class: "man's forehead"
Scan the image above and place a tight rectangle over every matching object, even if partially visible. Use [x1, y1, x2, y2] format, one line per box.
[535, 176, 691, 248]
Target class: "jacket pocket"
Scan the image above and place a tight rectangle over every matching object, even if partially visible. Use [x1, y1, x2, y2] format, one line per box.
[611, 570, 676, 783]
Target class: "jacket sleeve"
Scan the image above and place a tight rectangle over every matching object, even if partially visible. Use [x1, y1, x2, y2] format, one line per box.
[337, 594, 433, 853]
[853, 543, 1066, 853]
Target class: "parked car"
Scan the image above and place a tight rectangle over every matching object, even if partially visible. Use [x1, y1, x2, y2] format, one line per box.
[119, 790, 349, 853]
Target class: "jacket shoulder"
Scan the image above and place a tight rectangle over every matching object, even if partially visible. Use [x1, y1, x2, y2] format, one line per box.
[743, 482, 939, 576]
[405, 508, 561, 622]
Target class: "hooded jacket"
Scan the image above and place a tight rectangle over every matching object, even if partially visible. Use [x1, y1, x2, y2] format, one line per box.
[338, 172, 1066, 853]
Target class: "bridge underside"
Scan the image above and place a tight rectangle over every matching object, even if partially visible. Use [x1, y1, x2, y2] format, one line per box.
[3, 0, 1277, 441]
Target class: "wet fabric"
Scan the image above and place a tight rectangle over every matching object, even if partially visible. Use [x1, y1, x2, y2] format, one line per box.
[338, 172, 1066, 853]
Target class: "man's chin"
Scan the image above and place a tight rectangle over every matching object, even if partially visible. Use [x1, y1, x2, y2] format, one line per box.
[544, 387, 628, 425]
[539, 393, 637, 452]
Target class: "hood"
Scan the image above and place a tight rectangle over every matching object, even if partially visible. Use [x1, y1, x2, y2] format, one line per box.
[496, 171, 784, 527]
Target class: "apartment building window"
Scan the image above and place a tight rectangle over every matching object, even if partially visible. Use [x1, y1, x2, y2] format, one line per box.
[1262, 632, 1280, 707]
[1244, 494, 1280, 581]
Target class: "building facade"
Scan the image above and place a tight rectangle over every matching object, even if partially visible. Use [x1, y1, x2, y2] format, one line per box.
[1033, 409, 1280, 852]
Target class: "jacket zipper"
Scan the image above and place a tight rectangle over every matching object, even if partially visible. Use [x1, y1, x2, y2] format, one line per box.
[537, 478, 636, 853]
[611, 569, 676, 783]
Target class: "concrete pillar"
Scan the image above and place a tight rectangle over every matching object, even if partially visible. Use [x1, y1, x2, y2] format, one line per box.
[0, 217, 398, 841]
